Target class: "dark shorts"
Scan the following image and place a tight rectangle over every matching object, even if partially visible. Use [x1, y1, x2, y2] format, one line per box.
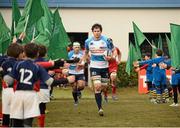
[90, 68, 109, 78]
[171, 73, 180, 86]
[69, 74, 85, 82]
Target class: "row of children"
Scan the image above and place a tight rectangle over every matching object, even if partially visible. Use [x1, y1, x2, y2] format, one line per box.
[134, 49, 180, 106]
[0, 33, 80, 127]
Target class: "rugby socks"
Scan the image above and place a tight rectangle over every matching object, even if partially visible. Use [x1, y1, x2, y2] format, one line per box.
[77, 87, 84, 99]
[38, 103, 46, 127]
[95, 93, 102, 110]
[155, 85, 163, 103]
[156, 94, 162, 103]
[149, 87, 153, 99]
[2, 114, 10, 127]
[152, 85, 157, 100]
[162, 88, 169, 101]
[104, 91, 108, 98]
[38, 114, 45, 127]
[24, 118, 33, 127]
[11, 119, 23, 127]
[72, 91, 78, 103]
[112, 85, 116, 95]
[172, 86, 178, 104]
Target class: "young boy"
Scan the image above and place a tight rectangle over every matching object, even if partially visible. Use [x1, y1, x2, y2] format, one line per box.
[35, 44, 51, 127]
[170, 68, 180, 106]
[1, 43, 24, 127]
[134, 53, 154, 101]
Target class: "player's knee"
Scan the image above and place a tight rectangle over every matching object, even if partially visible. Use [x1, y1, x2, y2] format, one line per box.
[77, 80, 85, 87]
[62, 68, 69, 75]
[92, 75, 101, 85]
[101, 86, 108, 92]
[91, 75, 102, 92]
[78, 84, 85, 91]
[72, 84, 77, 90]
[110, 72, 117, 80]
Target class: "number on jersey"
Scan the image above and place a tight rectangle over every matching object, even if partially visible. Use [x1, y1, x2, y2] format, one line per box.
[19, 68, 33, 85]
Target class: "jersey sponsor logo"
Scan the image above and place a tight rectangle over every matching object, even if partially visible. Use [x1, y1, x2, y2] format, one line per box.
[99, 46, 107, 49]
[90, 46, 96, 50]
[100, 41, 108, 47]
[90, 49, 106, 54]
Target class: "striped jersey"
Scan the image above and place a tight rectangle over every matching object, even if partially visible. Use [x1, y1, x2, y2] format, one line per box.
[68, 50, 84, 74]
[85, 35, 112, 68]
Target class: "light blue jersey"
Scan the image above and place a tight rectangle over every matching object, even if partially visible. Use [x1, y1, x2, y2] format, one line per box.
[85, 35, 112, 68]
[68, 50, 84, 74]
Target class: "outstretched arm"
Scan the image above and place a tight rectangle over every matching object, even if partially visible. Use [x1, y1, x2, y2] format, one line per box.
[45, 75, 75, 87]
[36, 58, 80, 70]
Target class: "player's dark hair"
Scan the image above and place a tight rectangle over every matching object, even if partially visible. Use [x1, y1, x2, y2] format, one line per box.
[156, 49, 163, 56]
[91, 23, 102, 31]
[145, 52, 151, 58]
[7, 43, 23, 58]
[38, 44, 47, 58]
[24, 43, 39, 58]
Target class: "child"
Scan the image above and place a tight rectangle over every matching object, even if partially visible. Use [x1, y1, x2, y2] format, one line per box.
[1, 43, 24, 127]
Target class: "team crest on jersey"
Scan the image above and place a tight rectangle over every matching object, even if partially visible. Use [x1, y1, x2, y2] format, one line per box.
[90, 42, 94, 45]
